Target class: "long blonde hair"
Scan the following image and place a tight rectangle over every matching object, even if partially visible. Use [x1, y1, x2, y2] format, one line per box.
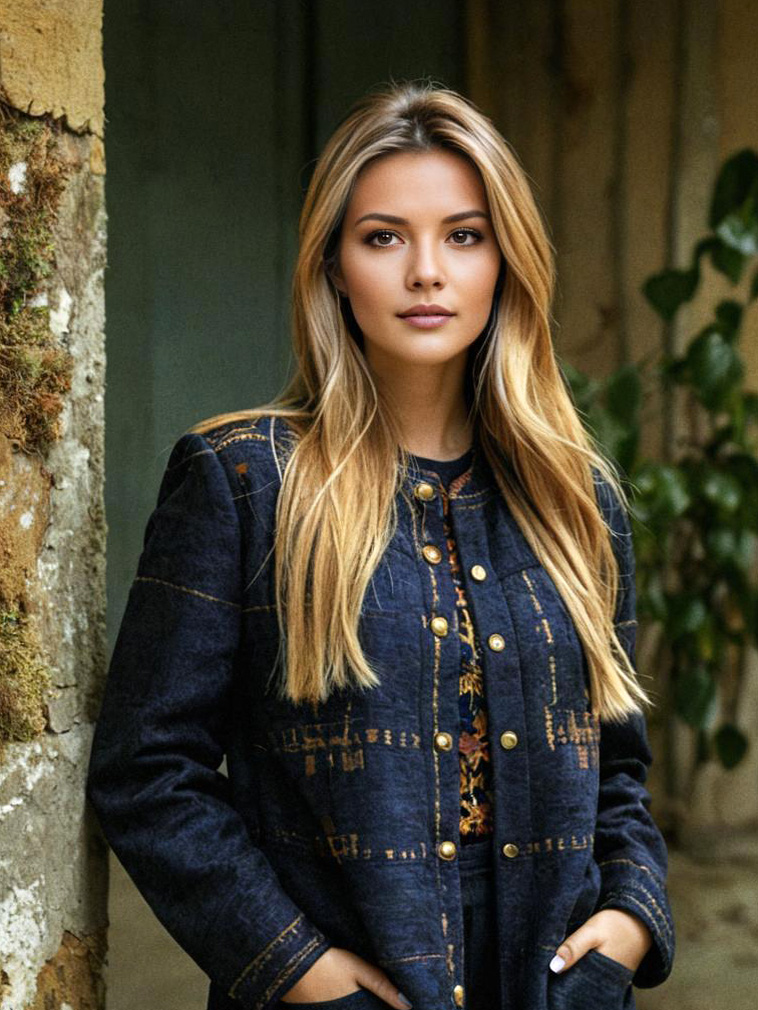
[189, 79, 651, 723]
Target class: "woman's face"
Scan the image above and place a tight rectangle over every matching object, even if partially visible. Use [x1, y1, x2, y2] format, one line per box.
[331, 148, 503, 376]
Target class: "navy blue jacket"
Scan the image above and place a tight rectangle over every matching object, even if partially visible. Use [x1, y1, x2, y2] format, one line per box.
[86, 415, 675, 1010]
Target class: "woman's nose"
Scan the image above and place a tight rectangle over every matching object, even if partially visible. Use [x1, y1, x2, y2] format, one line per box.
[406, 239, 446, 288]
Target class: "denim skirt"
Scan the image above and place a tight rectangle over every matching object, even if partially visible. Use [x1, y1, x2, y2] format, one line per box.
[276, 837, 499, 1010]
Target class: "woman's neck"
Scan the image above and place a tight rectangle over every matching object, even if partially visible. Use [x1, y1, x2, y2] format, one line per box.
[400, 412, 473, 461]
[371, 354, 473, 461]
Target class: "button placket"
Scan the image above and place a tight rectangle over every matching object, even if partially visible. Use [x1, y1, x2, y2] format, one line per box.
[446, 491, 528, 891]
[411, 473, 473, 1001]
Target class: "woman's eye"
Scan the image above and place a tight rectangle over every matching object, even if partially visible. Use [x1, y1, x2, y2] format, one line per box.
[364, 228, 483, 247]
[449, 228, 483, 245]
[366, 230, 399, 247]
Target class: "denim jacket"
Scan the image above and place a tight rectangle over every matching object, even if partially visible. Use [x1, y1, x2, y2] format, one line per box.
[86, 414, 675, 1010]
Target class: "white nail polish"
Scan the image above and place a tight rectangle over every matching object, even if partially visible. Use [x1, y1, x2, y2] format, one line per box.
[549, 954, 566, 973]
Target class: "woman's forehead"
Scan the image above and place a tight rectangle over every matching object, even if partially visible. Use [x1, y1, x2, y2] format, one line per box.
[345, 149, 489, 223]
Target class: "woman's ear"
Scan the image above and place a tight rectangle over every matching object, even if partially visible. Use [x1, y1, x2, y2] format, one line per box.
[329, 265, 347, 297]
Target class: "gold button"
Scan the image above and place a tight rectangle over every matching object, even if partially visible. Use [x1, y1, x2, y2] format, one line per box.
[500, 730, 519, 750]
[435, 731, 453, 751]
[438, 840, 457, 860]
[414, 482, 436, 501]
[488, 633, 505, 651]
[431, 616, 449, 637]
[452, 984, 465, 1007]
[471, 564, 487, 581]
[423, 544, 443, 564]
[502, 842, 519, 858]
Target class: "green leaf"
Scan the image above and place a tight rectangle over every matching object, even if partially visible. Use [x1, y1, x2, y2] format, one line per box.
[636, 464, 691, 520]
[714, 300, 743, 337]
[715, 187, 758, 255]
[709, 239, 746, 283]
[713, 723, 749, 769]
[674, 664, 716, 728]
[709, 148, 758, 232]
[643, 266, 699, 321]
[686, 330, 744, 410]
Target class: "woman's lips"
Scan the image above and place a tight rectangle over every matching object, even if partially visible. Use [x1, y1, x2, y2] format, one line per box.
[398, 314, 455, 329]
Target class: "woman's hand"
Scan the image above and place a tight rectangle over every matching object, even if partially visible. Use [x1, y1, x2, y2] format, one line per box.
[549, 908, 653, 975]
[279, 946, 412, 1008]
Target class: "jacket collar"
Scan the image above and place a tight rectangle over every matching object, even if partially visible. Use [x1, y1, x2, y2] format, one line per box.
[271, 414, 501, 501]
[400, 436, 499, 501]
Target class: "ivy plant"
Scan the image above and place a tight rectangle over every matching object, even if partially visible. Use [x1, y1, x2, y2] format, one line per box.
[563, 147, 758, 775]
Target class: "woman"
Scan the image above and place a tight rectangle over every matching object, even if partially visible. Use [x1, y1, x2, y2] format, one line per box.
[86, 80, 675, 1010]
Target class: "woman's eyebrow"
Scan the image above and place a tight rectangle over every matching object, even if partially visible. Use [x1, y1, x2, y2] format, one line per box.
[353, 209, 491, 227]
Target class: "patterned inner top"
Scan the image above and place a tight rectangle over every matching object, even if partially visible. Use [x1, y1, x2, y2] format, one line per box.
[408, 447, 495, 846]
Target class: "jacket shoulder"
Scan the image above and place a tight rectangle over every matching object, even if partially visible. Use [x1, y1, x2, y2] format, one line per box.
[187, 412, 300, 474]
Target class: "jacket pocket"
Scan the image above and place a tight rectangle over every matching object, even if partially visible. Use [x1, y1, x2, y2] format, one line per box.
[547, 948, 636, 1010]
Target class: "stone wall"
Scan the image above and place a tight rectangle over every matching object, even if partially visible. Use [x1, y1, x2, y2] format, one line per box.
[0, 3, 108, 1008]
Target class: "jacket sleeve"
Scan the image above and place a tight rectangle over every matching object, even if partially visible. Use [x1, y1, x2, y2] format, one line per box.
[591, 475, 676, 989]
[86, 431, 332, 1010]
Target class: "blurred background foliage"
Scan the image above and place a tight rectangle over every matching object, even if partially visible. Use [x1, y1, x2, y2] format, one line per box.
[564, 147, 758, 790]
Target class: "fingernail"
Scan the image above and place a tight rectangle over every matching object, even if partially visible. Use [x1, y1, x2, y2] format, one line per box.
[549, 954, 566, 973]
[397, 992, 412, 1008]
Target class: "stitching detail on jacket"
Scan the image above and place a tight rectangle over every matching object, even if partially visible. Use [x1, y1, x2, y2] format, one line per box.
[452, 499, 490, 511]
[200, 419, 264, 448]
[379, 952, 446, 966]
[619, 882, 674, 942]
[519, 569, 601, 769]
[597, 875, 674, 943]
[287, 829, 605, 863]
[259, 935, 328, 1009]
[212, 429, 269, 452]
[521, 568, 557, 703]
[134, 575, 241, 608]
[228, 912, 312, 998]
[596, 856, 666, 892]
[543, 707, 600, 768]
[448, 488, 491, 502]
[311, 834, 430, 862]
[268, 722, 423, 758]
[524, 832, 595, 855]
